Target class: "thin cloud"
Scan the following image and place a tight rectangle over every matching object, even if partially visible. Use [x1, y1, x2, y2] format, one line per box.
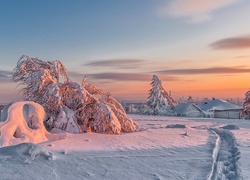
[210, 36, 250, 50]
[217, 74, 236, 77]
[0, 70, 12, 77]
[0, 70, 12, 82]
[155, 66, 250, 75]
[159, 0, 240, 23]
[0, 78, 12, 83]
[177, 60, 193, 64]
[234, 55, 250, 58]
[96, 81, 113, 84]
[84, 59, 146, 69]
[68, 71, 83, 78]
[0, 74, 8, 78]
[88, 72, 179, 82]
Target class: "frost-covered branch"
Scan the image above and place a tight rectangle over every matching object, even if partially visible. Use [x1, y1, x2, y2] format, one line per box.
[13, 55, 139, 134]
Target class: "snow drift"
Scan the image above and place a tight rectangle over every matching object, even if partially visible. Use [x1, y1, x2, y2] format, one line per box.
[0, 101, 65, 147]
[0, 142, 53, 160]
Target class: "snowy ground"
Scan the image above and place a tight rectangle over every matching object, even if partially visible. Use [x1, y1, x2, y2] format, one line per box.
[1, 114, 250, 180]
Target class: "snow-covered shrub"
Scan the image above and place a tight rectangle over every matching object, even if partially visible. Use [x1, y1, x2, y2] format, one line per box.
[127, 104, 139, 114]
[243, 91, 250, 119]
[144, 75, 177, 116]
[187, 96, 194, 103]
[13, 55, 139, 134]
[126, 103, 148, 114]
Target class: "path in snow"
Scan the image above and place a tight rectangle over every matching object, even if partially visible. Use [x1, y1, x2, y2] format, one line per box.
[208, 129, 241, 180]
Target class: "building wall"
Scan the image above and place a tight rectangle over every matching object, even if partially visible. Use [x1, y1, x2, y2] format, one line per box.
[186, 105, 204, 117]
[214, 109, 242, 119]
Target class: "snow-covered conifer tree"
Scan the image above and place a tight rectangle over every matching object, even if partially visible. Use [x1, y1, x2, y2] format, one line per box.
[145, 75, 177, 115]
[202, 97, 210, 103]
[187, 96, 194, 103]
[243, 91, 250, 119]
[13, 55, 139, 134]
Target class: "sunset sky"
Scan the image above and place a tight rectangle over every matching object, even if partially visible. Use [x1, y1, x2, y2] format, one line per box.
[0, 0, 250, 103]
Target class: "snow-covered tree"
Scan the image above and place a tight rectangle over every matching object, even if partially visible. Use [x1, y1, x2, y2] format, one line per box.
[187, 96, 194, 103]
[202, 97, 210, 103]
[243, 91, 250, 119]
[145, 75, 177, 115]
[13, 55, 139, 134]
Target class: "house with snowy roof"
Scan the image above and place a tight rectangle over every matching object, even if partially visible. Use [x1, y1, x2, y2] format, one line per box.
[175, 102, 205, 118]
[197, 98, 243, 119]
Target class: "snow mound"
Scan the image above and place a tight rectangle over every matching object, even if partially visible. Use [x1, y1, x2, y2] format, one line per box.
[0, 143, 53, 160]
[220, 125, 240, 130]
[0, 101, 65, 147]
[166, 124, 186, 128]
[53, 107, 80, 133]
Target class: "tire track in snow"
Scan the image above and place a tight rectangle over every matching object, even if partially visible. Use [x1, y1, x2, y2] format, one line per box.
[208, 129, 242, 180]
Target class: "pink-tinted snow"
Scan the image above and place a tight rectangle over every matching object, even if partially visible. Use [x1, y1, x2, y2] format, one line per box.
[0, 113, 250, 179]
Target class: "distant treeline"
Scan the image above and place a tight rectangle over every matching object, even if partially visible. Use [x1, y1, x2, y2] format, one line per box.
[0, 105, 5, 112]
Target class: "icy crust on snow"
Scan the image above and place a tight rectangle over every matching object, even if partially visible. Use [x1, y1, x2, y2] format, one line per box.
[0, 101, 65, 147]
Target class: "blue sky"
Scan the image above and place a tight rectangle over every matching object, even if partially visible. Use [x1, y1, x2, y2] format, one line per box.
[1, 0, 250, 103]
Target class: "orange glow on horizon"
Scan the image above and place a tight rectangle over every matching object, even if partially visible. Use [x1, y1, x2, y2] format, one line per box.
[100, 72, 249, 101]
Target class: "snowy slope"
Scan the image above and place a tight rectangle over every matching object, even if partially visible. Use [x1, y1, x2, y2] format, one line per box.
[0, 115, 250, 180]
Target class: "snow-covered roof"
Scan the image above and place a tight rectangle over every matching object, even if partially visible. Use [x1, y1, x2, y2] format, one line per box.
[197, 99, 243, 112]
[175, 102, 202, 114]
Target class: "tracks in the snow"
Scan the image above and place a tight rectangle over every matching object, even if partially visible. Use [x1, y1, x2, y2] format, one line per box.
[208, 129, 241, 180]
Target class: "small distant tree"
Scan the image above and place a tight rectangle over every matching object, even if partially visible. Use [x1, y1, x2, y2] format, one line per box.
[145, 75, 177, 115]
[13, 55, 139, 134]
[202, 97, 210, 103]
[187, 96, 194, 103]
[243, 91, 250, 119]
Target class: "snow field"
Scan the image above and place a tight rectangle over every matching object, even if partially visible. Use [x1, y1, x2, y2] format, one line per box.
[230, 125, 250, 180]
[0, 114, 250, 179]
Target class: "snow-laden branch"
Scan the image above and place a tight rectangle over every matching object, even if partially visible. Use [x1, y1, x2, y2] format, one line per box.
[12, 55, 139, 134]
